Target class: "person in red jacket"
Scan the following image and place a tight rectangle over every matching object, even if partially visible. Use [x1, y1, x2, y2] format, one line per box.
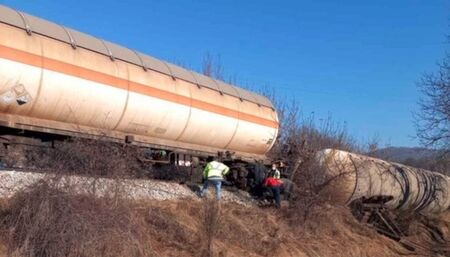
[263, 176, 282, 208]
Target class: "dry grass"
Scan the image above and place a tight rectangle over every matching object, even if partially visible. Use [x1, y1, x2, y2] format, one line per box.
[0, 139, 155, 257]
[1, 190, 448, 257]
[0, 243, 6, 257]
[131, 200, 450, 257]
[0, 182, 155, 257]
[21, 138, 143, 178]
[139, 200, 290, 257]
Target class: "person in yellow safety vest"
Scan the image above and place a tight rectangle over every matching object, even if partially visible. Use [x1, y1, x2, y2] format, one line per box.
[199, 156, 230, 200]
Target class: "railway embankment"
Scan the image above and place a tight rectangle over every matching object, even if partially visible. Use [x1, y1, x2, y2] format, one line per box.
[0, 169, 449, 257]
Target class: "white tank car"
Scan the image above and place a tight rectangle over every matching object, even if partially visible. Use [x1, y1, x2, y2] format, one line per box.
[317, 149, 450, 215]
[0, 5, 279, 160]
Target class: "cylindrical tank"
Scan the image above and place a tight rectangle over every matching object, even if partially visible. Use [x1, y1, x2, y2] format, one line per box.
[316, 149, 450, 215]
[0, 4, 279, 160]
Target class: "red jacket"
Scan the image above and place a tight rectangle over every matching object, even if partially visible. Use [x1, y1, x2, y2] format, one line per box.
[264, 177, 282, 187]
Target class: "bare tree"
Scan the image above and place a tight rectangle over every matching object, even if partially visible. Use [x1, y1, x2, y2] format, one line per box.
[366, 133, 381, 156]
[415, 54, 450, 151]
[201, 52, 224, 80]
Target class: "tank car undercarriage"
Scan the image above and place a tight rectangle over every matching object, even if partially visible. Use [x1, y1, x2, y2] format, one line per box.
[0, 125, 270, 194]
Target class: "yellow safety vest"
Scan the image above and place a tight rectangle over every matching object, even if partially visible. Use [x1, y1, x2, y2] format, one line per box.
[204, 161, 230, 180]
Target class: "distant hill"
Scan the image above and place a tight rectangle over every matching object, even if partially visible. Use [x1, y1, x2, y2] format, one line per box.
[370, 147, 449, 174]
[370, 147, 439, 163]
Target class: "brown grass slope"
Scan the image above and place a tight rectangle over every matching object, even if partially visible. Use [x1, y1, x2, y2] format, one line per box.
[1, 184, 448, 257]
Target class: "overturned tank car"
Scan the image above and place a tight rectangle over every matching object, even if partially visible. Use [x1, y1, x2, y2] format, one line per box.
[316, 149, 450, 215]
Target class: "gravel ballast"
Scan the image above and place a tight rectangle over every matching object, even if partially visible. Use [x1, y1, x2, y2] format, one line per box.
[0, 170, 255, 205]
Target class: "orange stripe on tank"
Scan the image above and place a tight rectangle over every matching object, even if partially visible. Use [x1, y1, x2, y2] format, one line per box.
[0, 44, 278, 128]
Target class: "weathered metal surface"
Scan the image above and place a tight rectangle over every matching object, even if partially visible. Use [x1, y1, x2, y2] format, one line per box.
[317, 149, 450, 215]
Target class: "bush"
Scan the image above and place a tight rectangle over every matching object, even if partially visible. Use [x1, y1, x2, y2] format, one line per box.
[0, 181, 154, 257]
[22, 138, 144, 178]
[262, 95, 357, 226]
